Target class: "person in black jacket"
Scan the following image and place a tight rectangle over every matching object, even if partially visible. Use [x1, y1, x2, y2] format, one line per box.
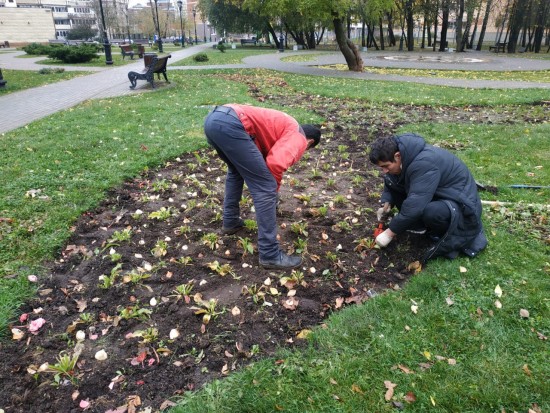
[369, 133, 487, 262]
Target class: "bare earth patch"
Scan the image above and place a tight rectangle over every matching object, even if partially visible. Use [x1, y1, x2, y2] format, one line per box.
[1, 83, 547, 412]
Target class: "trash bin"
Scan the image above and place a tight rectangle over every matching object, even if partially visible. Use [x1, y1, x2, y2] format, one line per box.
[144, 53, 158, 66]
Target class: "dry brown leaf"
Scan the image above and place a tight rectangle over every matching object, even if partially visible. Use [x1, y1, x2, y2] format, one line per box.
[335, 297, 344, 309]
[351, 384, 364, 394]
[384, 380, 397, 401]
[407, 261, 422, 274]
[522, 364, 532, 376]
[520, 308, 530, 318]
[296, 329, 312, 339]
[397, 364, 414, 374]
[329, 378, 338, 385]
[404, 391, 417, 403]
[282, 296, 299, 310]
[74, 299, 87, 313]
[446, 297, 454, 306]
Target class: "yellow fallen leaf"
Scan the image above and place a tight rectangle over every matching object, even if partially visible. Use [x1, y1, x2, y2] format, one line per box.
[430, 395, 436, 406]
[423, 351, 431, 360]
[12, 328, 25, 340]
[296, 329, 312, 339]
[446, 297, 454, 306]
[494, 300, 502, 309]
[411, 305, 418, 314]
[351, 384, 364, 394]
[459, 266, 467, 273]
[494, 284, 503, 298]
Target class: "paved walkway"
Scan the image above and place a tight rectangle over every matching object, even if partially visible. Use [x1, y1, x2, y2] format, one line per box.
[1, 44, 549, 134]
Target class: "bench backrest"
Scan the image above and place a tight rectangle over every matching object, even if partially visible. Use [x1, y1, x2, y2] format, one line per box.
[120, 44, 133, 52]
[152, 55, 170, 72]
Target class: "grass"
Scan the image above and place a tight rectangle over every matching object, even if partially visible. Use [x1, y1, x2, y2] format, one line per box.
[0, 69, 90, 95]
[36, 52, 138, 67]
[170, 47, 274, 66]
[0, 65, 548, 412]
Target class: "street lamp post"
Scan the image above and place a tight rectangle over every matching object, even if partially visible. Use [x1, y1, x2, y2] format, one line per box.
[98, 0, 113, 65]
[176, 0, 185, 48]
[153, 0, 163, 52]
[192, 8, 197, 44]
[202, 17, 207, 43]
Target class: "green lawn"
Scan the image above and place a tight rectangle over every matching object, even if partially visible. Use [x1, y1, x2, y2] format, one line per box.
[0, 68, 91, 95]
[0, 67, 548, 412]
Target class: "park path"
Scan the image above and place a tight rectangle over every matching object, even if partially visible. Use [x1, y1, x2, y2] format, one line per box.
[1, 44, 549, 134]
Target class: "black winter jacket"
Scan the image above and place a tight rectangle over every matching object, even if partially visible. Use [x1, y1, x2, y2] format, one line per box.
[381, 133, 483, 258]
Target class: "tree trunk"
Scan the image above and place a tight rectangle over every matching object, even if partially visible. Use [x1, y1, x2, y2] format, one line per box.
[379, 18, 385, 50]
[432, 6, 438, 49]
[367, 24, 380, 49]
[468, 5, 481, 49]
[440, 0, 450, 51]
[476, 0, 493, 50]
[533, 0, 550, 52]
[507, 0, 528, 53]
[456, 0, 465, 51]
[387, 11, 396, 46]
[406, 0, 415, 50]
[333, 17, 364, 72]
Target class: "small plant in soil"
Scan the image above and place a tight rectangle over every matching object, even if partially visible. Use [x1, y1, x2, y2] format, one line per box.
[174, 225, 191, 235]
[309, 205, 328, 218]
[139, 327, 159, 344]
[242, 284, 267, 304]
[171, 281, 194, 303]
[47, 351, 80, 385]
[337, 145, 349, 153]
[152, 179, 170, 192]
[98, 263, 123, 289]
[78, 312, 95, 324]
[354, 237, 377, 252]
[244, 219, 258, 231]
[293, 238, 308, 254]
[352, 175, 365, 186]
[206, 261, 236, 277]
[327, 178, 336, 189]
[290, 221, 309, 237]
[174, 256, 193, 265]
[294, 194, 312, 204]
[201, 233, 220, 250]
[237, 237, 255, 257]
[151, 239, 169, 257]
[333, 194, 347, 206]
[333, 220, 352, 232]
[191, 295, 222, 324]
[193, 151, 210, 165]
[109, 250, 122, 262]
[118, 303, 152, 321]
[108, 228, 133, 243]
[280, 270, 307, 289]
[123, 269, 151, 285]
[148, 207, 176, 221]
[310, 168, 322, 180]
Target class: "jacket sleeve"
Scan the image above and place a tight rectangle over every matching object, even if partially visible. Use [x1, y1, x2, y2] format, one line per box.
[265, 131, 307, 190]
[389, 160, 440, 234]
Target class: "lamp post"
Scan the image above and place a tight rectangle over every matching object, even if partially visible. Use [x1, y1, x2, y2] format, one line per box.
[202, 17, 207, 43]
[192, 7, 197, 44]
[153, 0, 163, 52]
[98, 0, 113, 65]
[176, 0, 185, 48]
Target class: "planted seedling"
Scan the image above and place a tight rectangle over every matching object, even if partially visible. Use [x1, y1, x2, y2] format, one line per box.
[309, 205, 328, 218]
[354, 238, 376, 252]
[174, 256, 193, 266]
[118, 303, 152, 320]
[171, 281, 194, 303]
[334, 220, 352, 233]
[333, 194, 347, 206]
[244, 219, 258, 231]
[47, 351, 80, 385]
[206, 260, 236, 277]
[290, 221, 309, 237]
[242, 284, 267, 304]
[152, 179, 170, 192]
[352, 175, 364, 186]
[151, 239, 168, 257]
[280, 270, 307, 289]
[149, 207, 176, 221]
[122, 270, 151, 285]
[191, 294, 223, 324]
[174, 225, 191, 236]
[293, 238, 308, 254]
[98, 263, 123, 289]
[78, 312, 95, 324]
[201, 233, 220, 250]
[108, 228, 133, 243]
[237, 237, 255, 257]
[327, 178, 336, 189]
[294, 194, 312, 204]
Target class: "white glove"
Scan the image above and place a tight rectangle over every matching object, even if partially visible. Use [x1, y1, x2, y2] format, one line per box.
[375, 229, 394, 248]
[376, 202, 391, 222]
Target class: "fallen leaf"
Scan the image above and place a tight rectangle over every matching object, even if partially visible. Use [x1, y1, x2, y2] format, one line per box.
[221, 363, 229, 375]
[169, 329, 179, 340]
[459, 266, 467, 273]
[520, 309, 530, 318]
[231, 306, 241, 316]
[522, 364, 532, 376]
[79, 399, 90, 409]
[494, 284, 503, 298]
[397, 364, 414, 374]
[296, 329, 312, 339]
[95, 349, 108, 361]
[407, 261, 422, 273]
[335, 297, 344, 309]
[384, 380, 397, 401]
[28, 318, 46, 334]
[447, 358, 457, 365]
[351, 384, 364, 394]
[74, 299, 87, 313]
[423, 351, 431, 360]
[495, 300, 502, 309]
[446, 297, 454, 306]
[404, 391, 416, 403]
[411, 305, 418, 314]
[283, 296, 299, 310]
[430, 395, 436, 406]
[12, 328, 25, 340]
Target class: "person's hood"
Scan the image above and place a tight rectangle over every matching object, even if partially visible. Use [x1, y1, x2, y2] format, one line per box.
[395, 133, 426, 173]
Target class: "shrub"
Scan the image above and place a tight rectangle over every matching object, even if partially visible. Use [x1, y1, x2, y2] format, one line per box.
[23, 43, 55, 56]
[38, 68, 66, 74]
[193, 53, 209, 62]
[217, 43, 226, 53]
[47, 45, 100, 64]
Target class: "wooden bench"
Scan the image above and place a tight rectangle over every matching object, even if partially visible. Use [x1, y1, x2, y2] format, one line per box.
[240, 38, 257, 46]
[128, 54, 171, 89]
[0, 41, 9, 48]
[489, 42, 507, 53]
[136, 44, 145, 58]
[119, 44, 135, 60]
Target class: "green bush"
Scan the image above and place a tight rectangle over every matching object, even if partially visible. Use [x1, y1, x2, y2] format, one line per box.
[22, 43, 56, 56]
[193, 53, 209, 62]
[38, 67, 66, 75]
[47, 45, 100, 64]
[217, 43, 226, 53]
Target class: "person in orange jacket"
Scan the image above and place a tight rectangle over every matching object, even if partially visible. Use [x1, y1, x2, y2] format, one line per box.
[204, 104, 321, 269]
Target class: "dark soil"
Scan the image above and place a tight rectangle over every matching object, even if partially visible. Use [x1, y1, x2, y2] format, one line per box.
[0, 78, 547, 413]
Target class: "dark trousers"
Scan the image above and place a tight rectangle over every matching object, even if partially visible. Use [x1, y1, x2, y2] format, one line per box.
[204, 107, 279, 260]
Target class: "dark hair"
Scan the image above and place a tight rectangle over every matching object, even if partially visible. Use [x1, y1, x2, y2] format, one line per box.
[369, 136, 398, 164]
[300, 124, 321, 148]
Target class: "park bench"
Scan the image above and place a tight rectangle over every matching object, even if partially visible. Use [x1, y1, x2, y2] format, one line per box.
[136, 44, 145, 58]
[128, 54, 171, 89]
[489, 42, 507, 53]
[240, 38, 257, 46]
[119, 44, 135, 60]
[0, 41, 10, 48]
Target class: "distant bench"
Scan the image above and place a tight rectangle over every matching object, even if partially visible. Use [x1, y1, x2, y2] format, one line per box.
[120, 44, 135, 59]
[489, 42, 507, 53]
[0, 41, 9, 48]
[128, 54, 171, 89]
[240, 38, 257, 46]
